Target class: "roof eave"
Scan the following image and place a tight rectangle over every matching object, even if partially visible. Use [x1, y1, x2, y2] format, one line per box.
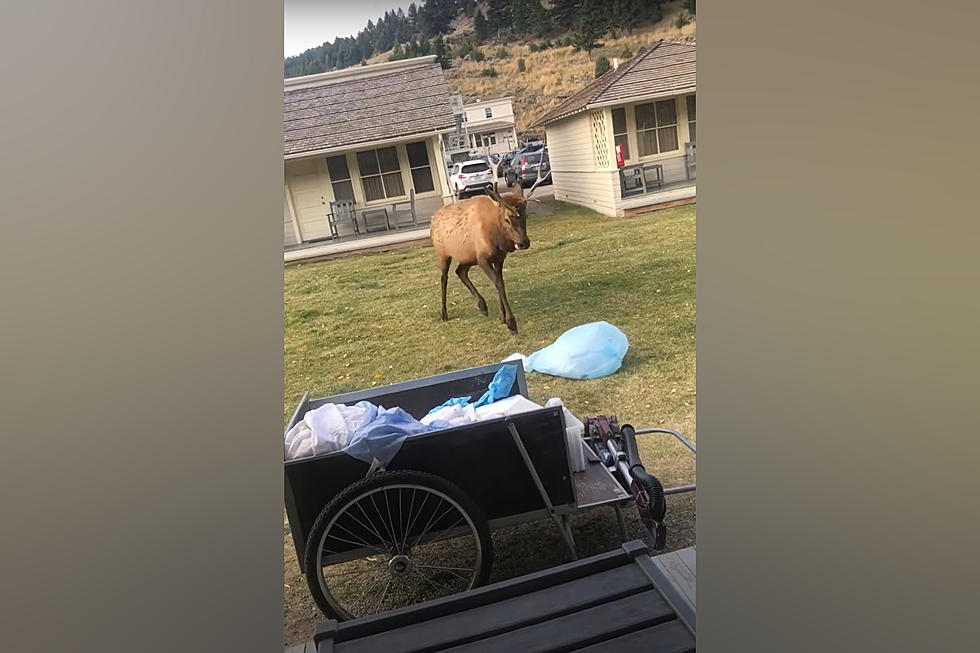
[284, 125, 455, 160]
[536, 84, 697, 129]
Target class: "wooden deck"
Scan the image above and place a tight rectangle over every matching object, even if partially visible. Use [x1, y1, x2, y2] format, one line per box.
[286, 544, 696, 652]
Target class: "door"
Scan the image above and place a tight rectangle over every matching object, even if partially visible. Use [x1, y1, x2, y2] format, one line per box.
[286, 159, 332, 242]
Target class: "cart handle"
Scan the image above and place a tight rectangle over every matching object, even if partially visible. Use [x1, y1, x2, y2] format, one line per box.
[633, 427, 696, 455]
[631, 427, 696, 496]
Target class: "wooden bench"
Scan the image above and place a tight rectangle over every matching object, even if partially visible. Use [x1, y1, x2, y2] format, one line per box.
[296, 540, 695, 653]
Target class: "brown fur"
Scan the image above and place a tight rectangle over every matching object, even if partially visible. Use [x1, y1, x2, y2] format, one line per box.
[431, 183, 530, 334]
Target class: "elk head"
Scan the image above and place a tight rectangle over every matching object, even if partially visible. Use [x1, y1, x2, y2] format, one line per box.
[487, 183, 530, 251]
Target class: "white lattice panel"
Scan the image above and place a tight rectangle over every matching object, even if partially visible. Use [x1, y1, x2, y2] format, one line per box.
[591, 111, 611, 169]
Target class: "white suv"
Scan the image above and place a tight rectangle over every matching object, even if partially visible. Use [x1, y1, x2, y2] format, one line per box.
[450, 159, 496, 199]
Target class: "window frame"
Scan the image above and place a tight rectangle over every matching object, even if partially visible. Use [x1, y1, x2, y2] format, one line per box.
[356, 146, 406, 202]
[634, 98, 680, 158]
[611, 107, 630, 161]
[325, 155, 355, 202]
[405, 140, 435, 194]
[484, 107, 493, 118]
[686, 95, 696, 144]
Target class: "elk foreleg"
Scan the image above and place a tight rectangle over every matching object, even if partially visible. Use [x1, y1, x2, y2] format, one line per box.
[479, 258, 517, 334]
[456, 263, 489, 316]
[491, 257, 507, 324]
[439, 256, 451, 321]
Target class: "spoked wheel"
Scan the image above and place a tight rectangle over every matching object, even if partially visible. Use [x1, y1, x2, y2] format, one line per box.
[303, 470, 493, 620]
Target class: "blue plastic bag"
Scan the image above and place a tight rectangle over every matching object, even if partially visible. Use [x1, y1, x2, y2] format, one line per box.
[424, 363, 518, 416]
[343, 405, 433, 466]
[525, 322, 629, 379]
[472, 363, 517, 408]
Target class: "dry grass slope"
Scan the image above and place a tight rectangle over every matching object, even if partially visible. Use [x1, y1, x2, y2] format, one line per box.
[445, 2, 696, 132]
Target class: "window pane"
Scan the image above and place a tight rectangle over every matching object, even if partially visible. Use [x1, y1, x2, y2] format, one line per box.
[658, 125, 678, 152]
[406, 141, 429, 168]
[356, 151, 379, 176]
[326, 155, 350, 181]
[634, 103, 657, 130]
[656, 99, 677, 126]
[686, 95, 696, 122]
[611, 108, 627, 135]
[382, 171, 405, 197]
[378, 147, 400, 173]
[485, 107, 492, 118]
[688, 122, 696, 143]
[362, 175, 384, 201]
[614, 134, 630, 160]
[411, 166, 435, 193]
[637, 129, 659, 157]
[331, 180, 354, 202]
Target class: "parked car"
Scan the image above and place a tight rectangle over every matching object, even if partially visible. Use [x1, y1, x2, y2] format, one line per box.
[450, 159, 497, 199]
[504, 149, 552, 188]
[496, 149, 520, 177]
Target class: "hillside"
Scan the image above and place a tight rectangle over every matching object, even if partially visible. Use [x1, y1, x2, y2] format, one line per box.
[444, 3, 695, 132]
[284, 1, 696, 135]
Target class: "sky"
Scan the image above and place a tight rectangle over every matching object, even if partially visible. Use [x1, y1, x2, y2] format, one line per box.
[284, 1, 408, 57]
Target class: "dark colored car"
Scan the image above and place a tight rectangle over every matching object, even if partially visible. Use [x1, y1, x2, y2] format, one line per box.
[505, 149, 552, 188]
[496, 149, 520, 177]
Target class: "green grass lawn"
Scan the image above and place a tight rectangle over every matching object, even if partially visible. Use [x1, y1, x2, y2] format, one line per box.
[283, 199, 696, 645]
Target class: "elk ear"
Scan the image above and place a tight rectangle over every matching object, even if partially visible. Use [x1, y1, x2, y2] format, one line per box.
[508, 182, 525, 201]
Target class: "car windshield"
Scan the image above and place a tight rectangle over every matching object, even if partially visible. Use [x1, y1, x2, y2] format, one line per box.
[461, 163, 490, 173]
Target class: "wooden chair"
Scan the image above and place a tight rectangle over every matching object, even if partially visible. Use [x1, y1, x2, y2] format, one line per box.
[390, 189, 418, 228]
[685, 142, 697, 180]
[362, 207, 391, 233]
[327, 200, 359, 240]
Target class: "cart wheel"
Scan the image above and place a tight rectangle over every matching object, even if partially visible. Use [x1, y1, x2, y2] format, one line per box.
[303, 470, 493, 621]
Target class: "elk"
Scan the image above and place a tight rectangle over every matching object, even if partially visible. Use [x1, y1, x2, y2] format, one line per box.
[431, 172, 550, 335]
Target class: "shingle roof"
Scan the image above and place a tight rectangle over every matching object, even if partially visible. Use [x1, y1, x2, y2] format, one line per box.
[532, 41, 696, 128]
[283, 57, 455, 157]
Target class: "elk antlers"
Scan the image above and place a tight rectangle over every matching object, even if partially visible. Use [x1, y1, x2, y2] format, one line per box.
[525, 169, 552, 201]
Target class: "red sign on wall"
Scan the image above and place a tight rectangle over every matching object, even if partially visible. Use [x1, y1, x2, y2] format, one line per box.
[615, 144, 625, 167]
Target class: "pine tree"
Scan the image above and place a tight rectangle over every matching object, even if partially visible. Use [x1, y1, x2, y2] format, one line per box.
[474, 10, 490, 41]
[550, 0, 580, 31]
[433, 35, 452, 69]
[571, 0, 605, 60]
[595, 55, 610, 77]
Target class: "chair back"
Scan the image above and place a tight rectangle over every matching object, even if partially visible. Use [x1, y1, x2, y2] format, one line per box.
[330, 200, 356, 220]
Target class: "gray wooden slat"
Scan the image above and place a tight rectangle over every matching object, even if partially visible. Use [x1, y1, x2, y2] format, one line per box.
[437, 589, 673, 653]
[570, 619, 695, 653]
[676, 547, 696, 578]
[282, 643, 308, 653]
[633, 554, 696, 635]
[335, 564, 653, 653]
[655, 553, 697, 609]
[305, 641, 318, 653]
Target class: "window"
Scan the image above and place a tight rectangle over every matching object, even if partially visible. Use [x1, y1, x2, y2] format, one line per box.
[485, 107, 492, 118]
[482, 133, 496, 147]
[686, 95, 696, 143]
[356, 147, 405, 201]
[634, 99, 679, 157]
[405, 141, 435, 193]
[461, 162, 490, 174]
[325, 155, 354, 201]
[611, 107, 629, 160]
